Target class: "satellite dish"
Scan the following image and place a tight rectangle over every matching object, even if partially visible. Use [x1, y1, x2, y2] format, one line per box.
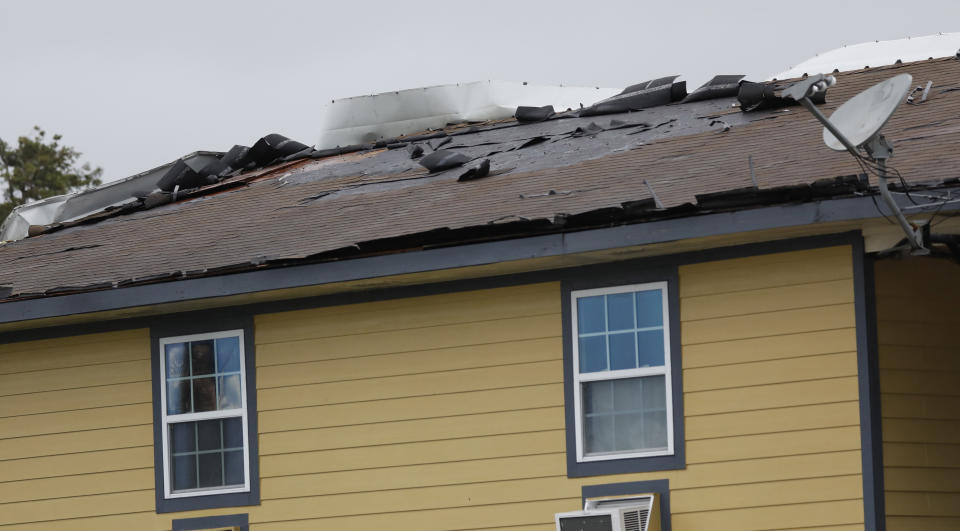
[822, 73, 912, 151]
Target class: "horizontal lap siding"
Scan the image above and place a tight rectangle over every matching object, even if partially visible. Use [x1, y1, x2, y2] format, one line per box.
[0, 245, 863, 530]
[876, 258, 960, 531]
[0, 329, 157, 528]
[237, 246, 860, 530]
[673, 245, 863, 529]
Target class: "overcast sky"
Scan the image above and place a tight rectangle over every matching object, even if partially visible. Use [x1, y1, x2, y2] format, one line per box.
[2, 0, 959, 182]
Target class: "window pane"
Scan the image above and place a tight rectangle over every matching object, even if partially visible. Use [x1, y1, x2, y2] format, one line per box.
[197, 452, 223, 488]
[584, 415, 614, 454]
[635, 290, 663, 328]
[216, 337, 241, 372]
[641, 375, 667, 409]
[192, 378, 217, 412]
[197, 419, 221, 451]
[582, 380, 613, 414]
[218, 374, 243, 410]
[615, 412, 645, 450]
[642, 411, 669, 449]
[167, 380, 191, 415]
[172, 455, 197, 491]
[223, 417, 244, 449]
[165, 343, 189, 378]
[612, 377, 643, 411]
[224, 449, 245, 485]
[637, 329, 665, 367]
[190, 340, 216, 376]
[578, 336, 607, 373]
[577, 295, 605, 334]
[606, 293, 635, 331]
[582, 376, 669, 456]
[608, 332, 637, 371]
[170, 422, 195, 453]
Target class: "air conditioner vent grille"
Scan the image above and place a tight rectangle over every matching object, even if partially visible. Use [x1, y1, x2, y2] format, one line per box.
[621, 508, 649, 531]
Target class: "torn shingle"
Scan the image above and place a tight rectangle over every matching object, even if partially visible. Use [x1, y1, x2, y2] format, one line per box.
[248, 134, 311, 166]
[458, 159, 491, 182]
[156, 159, 217, 192]
[682, 75, 745, 103]
[515, 105, 555, 123]
[738, 80, 826, 112]
[419, 150, 469, 172]
[580, 76, 687, 117]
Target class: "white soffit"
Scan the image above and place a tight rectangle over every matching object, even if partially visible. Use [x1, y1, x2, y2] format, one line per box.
[317, 80, 621, 149]
[771, 33, 960, 80]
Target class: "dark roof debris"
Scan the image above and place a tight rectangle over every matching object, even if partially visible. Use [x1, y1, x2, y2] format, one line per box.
[458, 159, 491, 182]
[738, 79, 827, 112]
[682, 75, 745, 103]
[2, 57, 960, 301]
[515, 105, 555, 123]
[419, 150, 469, 172]
[579, 76, 687, 116]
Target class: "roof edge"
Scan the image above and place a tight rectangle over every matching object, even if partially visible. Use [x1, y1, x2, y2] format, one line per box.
[1, 193, 955, 330]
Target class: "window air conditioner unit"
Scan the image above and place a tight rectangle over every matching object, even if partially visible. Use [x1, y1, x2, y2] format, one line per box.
[555, 494, 660, 531]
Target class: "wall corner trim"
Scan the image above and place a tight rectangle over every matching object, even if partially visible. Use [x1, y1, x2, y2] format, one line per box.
[853, 237, 886, 531]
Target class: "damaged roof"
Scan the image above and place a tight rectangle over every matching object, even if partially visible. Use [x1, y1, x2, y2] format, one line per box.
[2, 57, 960, 301]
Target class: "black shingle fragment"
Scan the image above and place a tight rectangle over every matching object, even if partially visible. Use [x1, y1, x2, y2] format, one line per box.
[458, 159, 491, 182]
[199, 158, 231, 177]
[571, 122, 604, 137]
[248, 134, 310, 166]
[429, 137, 452, 150]
[419, 150, 469, 172]
[220, 145, 251, 170]
[515, 105, 555, 123]
[512, 136, 549, 150]
[310, 147, 342, 159]
[738, 80, 825, 112]
[157, 159, 216, 192]
[408, 144, 424, 159]
[683, 75, 745, 103]
[581, 77, 687, 117]
[282, 146, 315, 162]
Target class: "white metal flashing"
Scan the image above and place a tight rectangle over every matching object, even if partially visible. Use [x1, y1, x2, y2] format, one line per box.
[317, 80, 621, 149]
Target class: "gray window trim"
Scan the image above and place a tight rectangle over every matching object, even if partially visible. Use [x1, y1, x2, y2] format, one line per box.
[150, 311, 260, 513]
[562, 265, 684, 477]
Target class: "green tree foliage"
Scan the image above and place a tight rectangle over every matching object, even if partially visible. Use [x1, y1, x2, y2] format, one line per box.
[0, 126, 102, 222]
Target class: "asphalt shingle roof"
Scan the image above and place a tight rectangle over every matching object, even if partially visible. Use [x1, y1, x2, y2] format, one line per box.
[2, 58, 959, 300]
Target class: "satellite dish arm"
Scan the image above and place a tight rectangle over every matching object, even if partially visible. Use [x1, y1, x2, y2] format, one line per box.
[798, 98, 861, 158]
[783, 74, 862, 157]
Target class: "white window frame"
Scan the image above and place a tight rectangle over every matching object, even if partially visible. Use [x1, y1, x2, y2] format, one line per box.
[159, 329, 251, 500]
[571, 281, 674, 463]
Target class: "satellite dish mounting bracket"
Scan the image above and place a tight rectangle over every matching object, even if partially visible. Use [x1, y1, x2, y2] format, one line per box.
[791, 74, 927, 255]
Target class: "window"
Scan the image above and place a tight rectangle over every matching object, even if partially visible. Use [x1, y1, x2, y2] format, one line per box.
[160, 330, 250, 498]
[573, 283, 673, 461]
[563, 268, 683, 477]
[151, 313, 259, 513]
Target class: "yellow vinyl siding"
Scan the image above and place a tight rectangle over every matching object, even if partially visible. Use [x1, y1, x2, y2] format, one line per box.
[876, 257, 960, 531]
[0, 330, 158, 528]
[0, 245, 863, 530]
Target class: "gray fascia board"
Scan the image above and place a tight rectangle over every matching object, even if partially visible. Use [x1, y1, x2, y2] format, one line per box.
[0, 193, 953, 326]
